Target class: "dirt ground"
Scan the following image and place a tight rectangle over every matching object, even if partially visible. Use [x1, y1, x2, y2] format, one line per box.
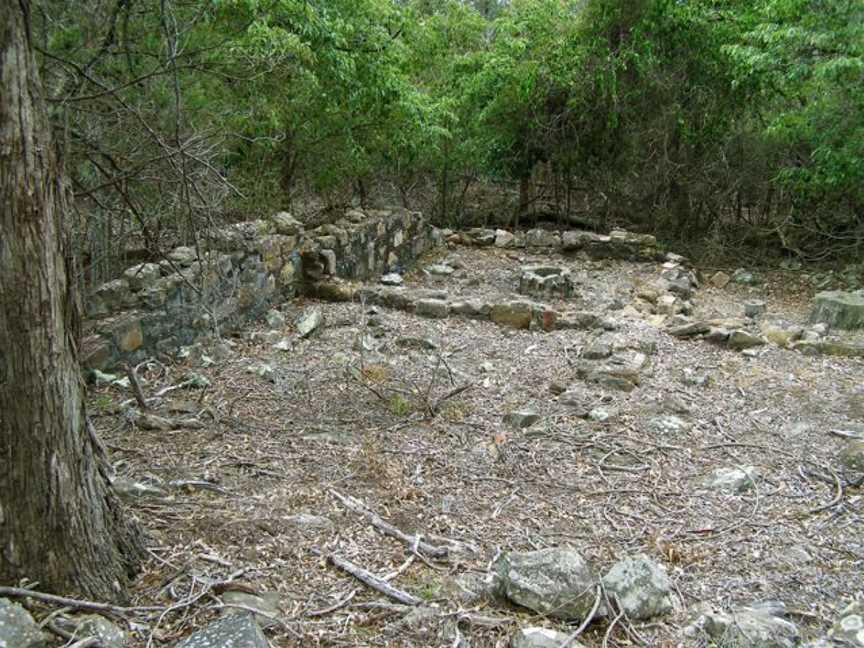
[90, 244, 864, 647]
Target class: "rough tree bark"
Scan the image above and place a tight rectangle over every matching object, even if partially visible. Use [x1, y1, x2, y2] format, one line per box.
[0, 0, 144, 600]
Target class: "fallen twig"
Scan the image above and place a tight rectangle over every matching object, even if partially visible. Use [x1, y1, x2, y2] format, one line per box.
[329, 489, 450, 559]
[325, 553, 421, 606]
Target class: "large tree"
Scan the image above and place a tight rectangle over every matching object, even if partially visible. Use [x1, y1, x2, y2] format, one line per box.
[0, 0, 143, 600]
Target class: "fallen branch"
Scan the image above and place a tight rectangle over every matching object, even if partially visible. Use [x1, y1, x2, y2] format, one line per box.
[0, 586, 163, 614]
[329, 489, 450, 559]
[556, 585, 603, 648]
[326, 553, 421, 606]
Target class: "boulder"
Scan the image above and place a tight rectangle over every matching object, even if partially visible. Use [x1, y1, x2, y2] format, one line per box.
[685, 603, 799, 648]
[504, 410, 542, 429]
[495, 229, 516, 247]
[840, 441, 864, 474]
[495, 548, 601, 621]
[124, 262, 162, 292]
[511, 627, 588, 648]
[380, 273, 403, 286]
[810, 291, 864, 329]
[271, 211, 303, 235]
[828, 599, 864, 646]
[525, 229, 560, 247]
[71, 614, 126, 648]
[426, 263, 455, 276]
[0, 598, 51, 648]
[176, 614, 268, 648]
[265, 308, 286, 329]
[296, 308, 324, 338]
[727, 329, 766, 350]
[602, 555, 676, 620]
[745, 300, 768, 318]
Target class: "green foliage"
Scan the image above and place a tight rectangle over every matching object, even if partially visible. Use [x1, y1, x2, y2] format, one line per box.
[34, 0, 864, 261]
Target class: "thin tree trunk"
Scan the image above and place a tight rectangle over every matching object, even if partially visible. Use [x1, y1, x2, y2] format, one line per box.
[0, 0, 144, 601]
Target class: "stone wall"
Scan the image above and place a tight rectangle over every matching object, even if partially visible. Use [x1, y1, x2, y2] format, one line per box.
[82, 208, 438, 370]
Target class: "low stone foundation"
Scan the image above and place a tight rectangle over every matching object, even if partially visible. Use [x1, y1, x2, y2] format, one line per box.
[447, 227, 667, 262]
[82, 208, 439, 370]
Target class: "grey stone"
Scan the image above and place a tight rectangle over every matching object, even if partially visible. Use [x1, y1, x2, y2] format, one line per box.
[447, 572, 501, 606]
[265, 308, 286, 328]
[504, 410, 541, 429]
[791, 340, 864, 358]
[176, 613, 268, 648]
[395, 336, 438, 351]
[124, 262, 162, 292]
[495, 229, 516, 247]
[451, 300, 491, 319]
[686, 603, 800, 648]
[520, 266, 576, 299]
[88, 278, 134, 317]
[271, 211, 303, 235]
[168, 246, 197, 267]
[511, 627, 588, 648]
[0, 598, 51, 648]
[72, 614, 126, 648]
[380, 273, 403, 286]
[222, 591, 281, 628]
[732, 268, 760, 285]
[426, 263, 455, 276]
[707, 466, 761, 493]
[247, 363, 276, 383]
[828, 600, 864, 646]
[296, 309, 324, 338]
[745, 300, 768, 318]
[810, 291, 864, 329]
[575, 351, 647, 392]
[495, 548, 601, 620]
[727, 329, 766, 350]
[525, 229, 560, 247]
[840, 441, 864, 474]
[415, 299, 450, 318]
[602, 554, 676, 620]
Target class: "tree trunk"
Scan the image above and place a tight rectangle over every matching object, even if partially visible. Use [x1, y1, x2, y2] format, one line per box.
[0, 0, 144, 601]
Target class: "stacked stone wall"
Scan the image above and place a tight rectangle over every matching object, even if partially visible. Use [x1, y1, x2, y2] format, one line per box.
[82, 208, 438, 369]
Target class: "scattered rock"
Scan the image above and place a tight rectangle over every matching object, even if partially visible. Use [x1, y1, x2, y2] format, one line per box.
[682, 369, 711, 387]
[71, 614, 126, 648]
[589, 407, 614, 422]
[273, 338, 292, 352]
[176, 613, 268, 648]
[575, 351, 646, 392]
[810, 291, 864, 329]
[828, 599, 864, 646]
[380, 273, 403, 286]
[221, 590, 281, 628]
[710, 271, 731, 288]
[745, 300, 768, 318]
[511, 627, 587, 648]
[247, 363, 276, 382]
[840, 441, 864, 474]
[732, 268, 760, 285]
[0, 598, 51, 648]
[727, 329, 766, 350]
[602, 554, 676, 620]
[415, 298, 450, 318]
[582, 342, 613, 360]
[495, 548, 601, 621]
[504, 410, 541, 429]
[167, 246, 197, 267]
[265, 308, 286, 328]
[426, 263, 455, 276]
[685, 602, 800, 648]
[706, 466, 761, 493]
[296, 308, 324, 338]
[791, 340, 864, 358]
